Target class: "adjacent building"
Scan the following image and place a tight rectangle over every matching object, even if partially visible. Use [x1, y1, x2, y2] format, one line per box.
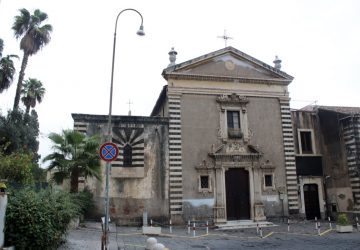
[292, 106, 360, 220]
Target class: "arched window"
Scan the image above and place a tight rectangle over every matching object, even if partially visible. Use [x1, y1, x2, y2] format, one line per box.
[123, 144, 132, 167]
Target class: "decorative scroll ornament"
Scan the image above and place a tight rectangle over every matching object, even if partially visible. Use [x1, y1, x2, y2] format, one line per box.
[216, 93, 249, 105]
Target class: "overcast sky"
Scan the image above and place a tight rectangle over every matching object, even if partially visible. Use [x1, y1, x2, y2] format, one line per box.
[0, 0, 359, 167]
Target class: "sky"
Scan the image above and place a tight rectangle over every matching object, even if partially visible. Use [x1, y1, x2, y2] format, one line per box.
[0, 0, 359, 167]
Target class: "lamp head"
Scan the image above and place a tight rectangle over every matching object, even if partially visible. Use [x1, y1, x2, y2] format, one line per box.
[137, 25, 145, 36]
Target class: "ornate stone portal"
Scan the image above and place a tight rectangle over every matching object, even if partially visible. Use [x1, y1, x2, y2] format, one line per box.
[209, 142, 266, 223]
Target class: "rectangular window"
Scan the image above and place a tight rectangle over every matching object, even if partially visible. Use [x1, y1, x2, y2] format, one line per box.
[300, 131, 313, 154]
[227, 110, 242, 138]
[227, 111, 240, 129]
[200, 176, 209, 189]
[264, 175, 273, 187]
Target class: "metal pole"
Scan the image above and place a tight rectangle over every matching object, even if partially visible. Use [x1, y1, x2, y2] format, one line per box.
[103, 9, 144, 249]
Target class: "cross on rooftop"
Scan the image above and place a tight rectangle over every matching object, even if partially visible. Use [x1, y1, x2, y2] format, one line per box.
[127, 99, 133, 116]
[217, 30, 233, 47]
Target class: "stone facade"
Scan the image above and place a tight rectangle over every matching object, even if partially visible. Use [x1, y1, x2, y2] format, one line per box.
[72, 114, 169, 224]
[151, 46, 297, 223]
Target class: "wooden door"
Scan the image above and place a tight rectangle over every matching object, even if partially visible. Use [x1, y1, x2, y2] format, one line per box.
[225, 168, 250, 220]
[304, 184, 321, 220]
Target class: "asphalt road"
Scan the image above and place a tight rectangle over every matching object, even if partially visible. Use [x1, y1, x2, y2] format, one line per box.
[59, 221, 360, 250]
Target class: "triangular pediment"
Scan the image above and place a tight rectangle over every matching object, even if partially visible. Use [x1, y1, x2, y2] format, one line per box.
[163, 47, 293, 84]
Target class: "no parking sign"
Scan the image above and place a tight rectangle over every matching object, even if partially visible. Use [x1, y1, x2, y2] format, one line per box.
[99, 142, 119, 162]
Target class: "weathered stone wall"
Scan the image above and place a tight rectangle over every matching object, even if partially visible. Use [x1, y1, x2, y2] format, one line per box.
[247, 97, 288, 217]
[72, 114, 169, 225]
[180, 94, 218, 221]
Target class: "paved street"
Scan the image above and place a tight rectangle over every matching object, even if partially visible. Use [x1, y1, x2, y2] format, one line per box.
[59, 220, 360, 250]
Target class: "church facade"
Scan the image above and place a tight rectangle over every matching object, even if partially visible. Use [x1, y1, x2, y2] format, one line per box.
[151, 47, 298, 223]
[72, 46, 301, 224]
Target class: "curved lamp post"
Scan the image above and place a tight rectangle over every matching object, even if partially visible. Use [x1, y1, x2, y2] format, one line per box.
[103, 8, 144, 249]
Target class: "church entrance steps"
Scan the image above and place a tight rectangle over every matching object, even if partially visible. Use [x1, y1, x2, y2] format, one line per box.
[215, 220, 276, 230]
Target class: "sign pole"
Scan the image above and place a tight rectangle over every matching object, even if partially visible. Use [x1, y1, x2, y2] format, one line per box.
[99, 142, 119, 249]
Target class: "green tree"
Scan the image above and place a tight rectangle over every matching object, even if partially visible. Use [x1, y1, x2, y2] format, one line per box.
[21, 78, 45, 114]
[43, 130, 101, 193]
[12, 8, 52, 109]
[0, 150, 34, 185]
[0, 109, 39, 156]
[0, 38, 19, 93]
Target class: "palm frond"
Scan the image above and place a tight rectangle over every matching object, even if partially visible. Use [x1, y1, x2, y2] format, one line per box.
[12, 8, 31, 39]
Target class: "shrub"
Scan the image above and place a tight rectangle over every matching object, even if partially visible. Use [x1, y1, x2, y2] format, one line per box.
[337, 213, 350, 226]
[5, 188, 79, 249]
[71, 187, 95, 219]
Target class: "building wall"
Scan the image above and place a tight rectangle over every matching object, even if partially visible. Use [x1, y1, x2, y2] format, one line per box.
[171, 88, 291, 220]
[247, 97, 289, 217]
[73, 115, 169, 224]
[317, 111, 353, 213]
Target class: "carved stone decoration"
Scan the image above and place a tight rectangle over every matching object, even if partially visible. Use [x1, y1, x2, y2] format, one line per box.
[195, 158, 215, 171]
[216, 93, 249, 105]
[225, 142, 246, 154]
[260, 160, 275, 170]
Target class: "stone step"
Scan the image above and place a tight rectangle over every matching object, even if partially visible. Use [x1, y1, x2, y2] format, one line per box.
[216, 220, 276, 230]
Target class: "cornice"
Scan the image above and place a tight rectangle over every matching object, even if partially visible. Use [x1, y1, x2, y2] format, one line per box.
[164, 72, 291, 85]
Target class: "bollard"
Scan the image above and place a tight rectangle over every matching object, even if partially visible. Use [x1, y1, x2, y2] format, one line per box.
[259, 227, 263, 238]
[150, 219, 153, 227]
[256, 223, 259, 234]
[169, 219, 172, 234]
[188, 220, 190, 234]
[287, 219, 290, 232]
[328, 217, 332, 229]
[206, 221, 209, 235]
[317, 222, 321, 236]
[315, 216, 318, 230]
[145, 237, 157, 250]
[143, 211, 148, 227]
[356, 216, 359, 231]
[153, 243, 165, 250]
[193, 222, 196, 237]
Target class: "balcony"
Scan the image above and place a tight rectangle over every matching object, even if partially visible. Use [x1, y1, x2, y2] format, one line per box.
[228, 128, 243, 139]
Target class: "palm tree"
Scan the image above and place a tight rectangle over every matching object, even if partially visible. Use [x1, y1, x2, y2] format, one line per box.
[43, 130, 101, 193]
[21, 78, 45, 114]
[0, 38, 18, 93]
[12, 8, 52, 109]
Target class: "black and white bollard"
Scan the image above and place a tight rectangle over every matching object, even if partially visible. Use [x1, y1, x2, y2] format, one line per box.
[206, 221, 209, 235]
[150, 219, 153, 227]
[328, 217, 332, 229]
[169, 219, 172, 234]
[287, 219, 290, 232]
[193, 222, 196, 237]
[187, 220, 190, 234]
[256, 223, 259, 234]
[259, 227, 263, 238]
[356, 216, 359, 231]
[315, 217, 318, 230]
[317, 222, 321, 235]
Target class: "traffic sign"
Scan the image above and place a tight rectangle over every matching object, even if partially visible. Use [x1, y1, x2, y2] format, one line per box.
[99, 142, 119, 162]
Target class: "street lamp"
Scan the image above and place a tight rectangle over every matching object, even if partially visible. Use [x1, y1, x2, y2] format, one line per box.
[103, 8, 145, 249]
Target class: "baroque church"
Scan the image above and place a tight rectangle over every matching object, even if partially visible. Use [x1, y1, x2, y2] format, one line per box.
[70, 46, 359, 224]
